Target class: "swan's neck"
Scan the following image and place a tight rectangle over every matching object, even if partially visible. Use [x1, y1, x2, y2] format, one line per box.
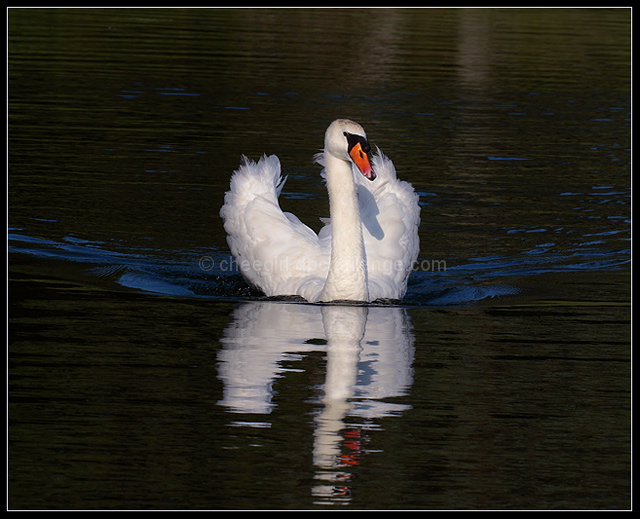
[321, 154, 368, 302]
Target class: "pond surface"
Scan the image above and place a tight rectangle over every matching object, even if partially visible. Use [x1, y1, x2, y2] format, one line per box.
[8, 8, 630, 510]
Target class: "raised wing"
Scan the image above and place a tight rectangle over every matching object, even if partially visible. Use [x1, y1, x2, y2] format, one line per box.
[355, 149, 421, 300]
[220, 155, 330, 300]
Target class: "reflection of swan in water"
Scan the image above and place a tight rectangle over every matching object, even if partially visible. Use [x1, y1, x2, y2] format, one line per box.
[217, 301, 415, 504]
[217, 302, 326, 415]
[217, 302, 414, 416]
[312, 305, 368, 504]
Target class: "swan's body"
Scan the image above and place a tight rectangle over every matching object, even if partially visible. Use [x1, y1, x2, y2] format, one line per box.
[220, 119, 420, 303]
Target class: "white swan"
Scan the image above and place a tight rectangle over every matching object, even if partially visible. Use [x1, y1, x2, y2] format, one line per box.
[220, 119, 420, 303]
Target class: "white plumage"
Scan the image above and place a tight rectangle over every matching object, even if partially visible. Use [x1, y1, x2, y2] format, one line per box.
[219, 119, 420, 303]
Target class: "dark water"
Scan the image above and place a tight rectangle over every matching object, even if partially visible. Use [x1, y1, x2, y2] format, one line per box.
[8, 8, 630, 510]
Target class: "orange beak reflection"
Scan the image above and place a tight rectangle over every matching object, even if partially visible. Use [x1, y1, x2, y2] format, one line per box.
[349, 142, 376, 181]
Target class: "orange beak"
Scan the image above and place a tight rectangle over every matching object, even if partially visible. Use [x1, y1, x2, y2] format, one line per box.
[349, 142, 376, 181]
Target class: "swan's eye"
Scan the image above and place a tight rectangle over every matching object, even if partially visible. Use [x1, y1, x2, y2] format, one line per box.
[344, 131, 371, 156]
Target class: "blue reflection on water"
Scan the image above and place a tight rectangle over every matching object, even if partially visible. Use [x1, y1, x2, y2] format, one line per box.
[8, 226, 629, 307]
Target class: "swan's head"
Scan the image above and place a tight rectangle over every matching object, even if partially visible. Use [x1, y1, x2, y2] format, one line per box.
[324, 119, 376, 181]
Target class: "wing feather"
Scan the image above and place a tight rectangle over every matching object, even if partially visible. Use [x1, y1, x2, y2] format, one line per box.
[220, 155, 329, 300]
[355, 149, 421, 300]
